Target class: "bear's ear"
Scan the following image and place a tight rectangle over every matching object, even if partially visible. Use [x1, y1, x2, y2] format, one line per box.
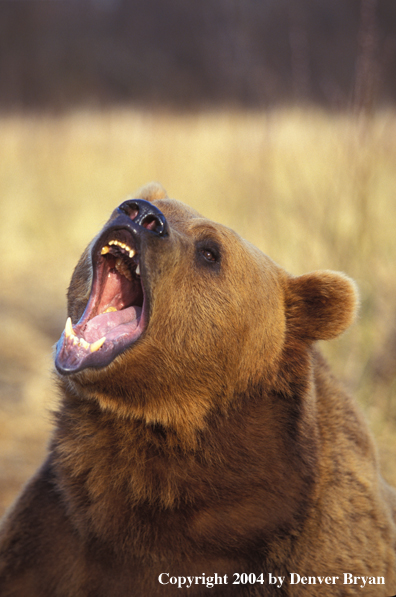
[133, 182, 168, 202]
[286, 271, 359, 341]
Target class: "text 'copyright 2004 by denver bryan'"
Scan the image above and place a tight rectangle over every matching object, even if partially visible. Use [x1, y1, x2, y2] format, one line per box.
[158, 572, 386, 589]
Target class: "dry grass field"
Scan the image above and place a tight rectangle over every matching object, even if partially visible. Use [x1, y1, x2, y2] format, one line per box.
[1, 107, 395, 517]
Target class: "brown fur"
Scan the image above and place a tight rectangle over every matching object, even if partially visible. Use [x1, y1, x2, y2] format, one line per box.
[0, 183, 395, 596]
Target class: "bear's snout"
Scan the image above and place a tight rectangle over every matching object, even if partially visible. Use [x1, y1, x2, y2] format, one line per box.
[55, 198, 170, 375]
[116, 198, 169, 237]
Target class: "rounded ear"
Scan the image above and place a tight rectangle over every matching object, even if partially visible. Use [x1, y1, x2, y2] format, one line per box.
[133, 182, 168, 202]
[286, 271, 359, 341]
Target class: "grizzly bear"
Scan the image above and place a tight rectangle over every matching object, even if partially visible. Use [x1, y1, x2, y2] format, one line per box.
[0, 183, 395, 596]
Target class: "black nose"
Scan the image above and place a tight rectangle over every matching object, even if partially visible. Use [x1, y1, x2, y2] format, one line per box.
[117, 199, 168, 237]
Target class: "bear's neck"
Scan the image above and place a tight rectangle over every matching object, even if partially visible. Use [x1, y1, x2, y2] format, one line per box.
[51, 378, 319, 562]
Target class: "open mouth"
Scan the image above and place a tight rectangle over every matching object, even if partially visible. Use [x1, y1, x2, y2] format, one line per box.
[55, 228, 146, 374]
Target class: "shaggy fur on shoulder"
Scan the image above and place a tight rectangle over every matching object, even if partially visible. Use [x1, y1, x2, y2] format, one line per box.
[0, 184, 395, 596]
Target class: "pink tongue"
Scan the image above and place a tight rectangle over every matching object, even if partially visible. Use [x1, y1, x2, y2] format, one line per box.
[83, 306, 141, 342]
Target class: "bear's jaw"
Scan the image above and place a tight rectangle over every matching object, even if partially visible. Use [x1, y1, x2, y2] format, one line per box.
[55, 226, 147, 375]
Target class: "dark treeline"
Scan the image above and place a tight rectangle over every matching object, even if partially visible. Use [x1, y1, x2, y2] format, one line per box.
[0, 0, 395, 111]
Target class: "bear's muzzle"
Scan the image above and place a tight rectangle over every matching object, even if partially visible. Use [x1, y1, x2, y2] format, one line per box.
[55, 199, 168, 375]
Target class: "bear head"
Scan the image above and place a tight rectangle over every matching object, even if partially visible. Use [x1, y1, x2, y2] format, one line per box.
[55, 183, 358, 436]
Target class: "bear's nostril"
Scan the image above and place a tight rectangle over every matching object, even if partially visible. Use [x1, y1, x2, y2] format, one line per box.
[141, 215, 160, 232]
[118, 201, 139, 220]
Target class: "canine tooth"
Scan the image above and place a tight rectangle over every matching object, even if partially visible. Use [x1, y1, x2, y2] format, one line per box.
[90, 337, 106, 352]
[101, 246, 110, 255]
[129, 249, 135, 258]
[65, 317, 75, 338]
[135, 263, 140, 276]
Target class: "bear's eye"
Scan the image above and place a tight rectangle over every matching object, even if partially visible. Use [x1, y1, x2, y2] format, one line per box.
[195, 240, 221, 270]
[201, 248, 217, 262]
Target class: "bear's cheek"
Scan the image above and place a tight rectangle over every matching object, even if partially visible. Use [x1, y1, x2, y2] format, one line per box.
[230, 271, 287, 388]
[147, 256, 283, 386]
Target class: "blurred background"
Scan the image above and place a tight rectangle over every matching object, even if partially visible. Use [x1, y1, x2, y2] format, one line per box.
[1, 0, 396, 517]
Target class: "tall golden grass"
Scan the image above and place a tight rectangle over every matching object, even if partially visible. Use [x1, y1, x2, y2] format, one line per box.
[1, 107, 395, 516]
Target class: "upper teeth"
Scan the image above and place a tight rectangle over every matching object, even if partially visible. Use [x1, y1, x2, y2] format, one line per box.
[101, 241, 140, 279]
[101, 240, 135, 259]
[115, 257, 132, 281]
